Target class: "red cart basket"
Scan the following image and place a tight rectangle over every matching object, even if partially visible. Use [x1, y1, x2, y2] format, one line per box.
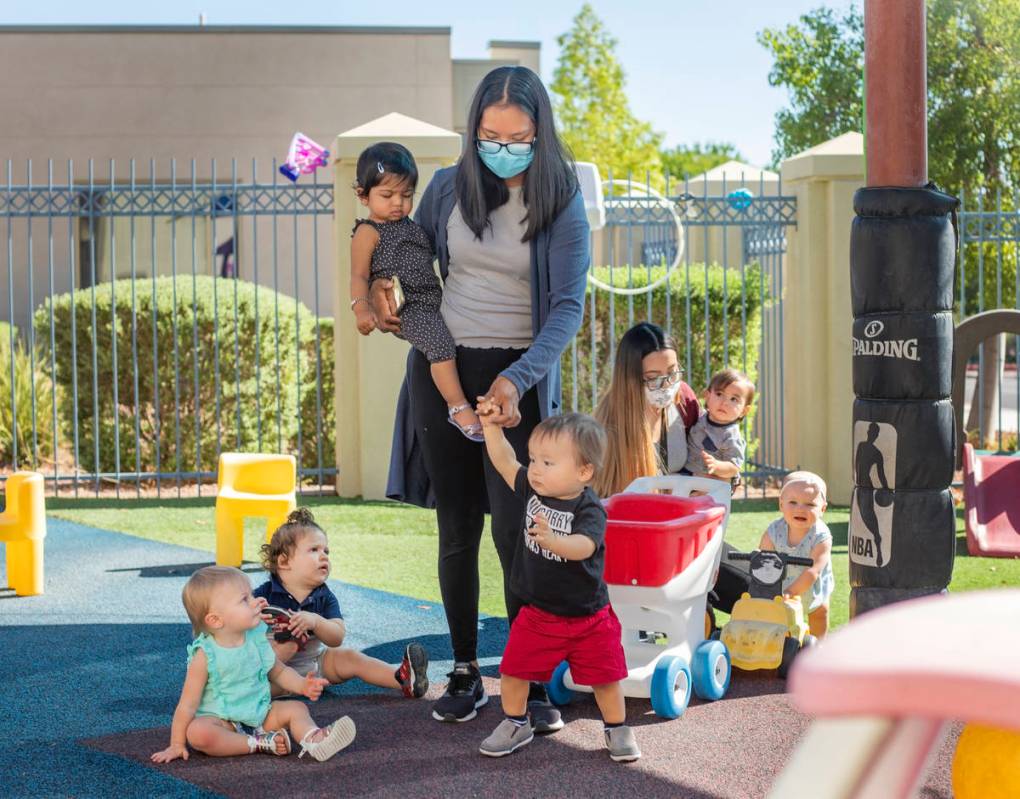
[603, 493, 726, 587]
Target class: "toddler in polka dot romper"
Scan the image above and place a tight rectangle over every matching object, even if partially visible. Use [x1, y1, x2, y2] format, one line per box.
[349, 142, 482, 441]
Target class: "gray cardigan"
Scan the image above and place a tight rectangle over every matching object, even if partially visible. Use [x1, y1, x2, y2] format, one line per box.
[386, 165, 591, 507]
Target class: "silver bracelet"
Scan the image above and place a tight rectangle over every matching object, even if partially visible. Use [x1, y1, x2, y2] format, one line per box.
[350, 296, 370, 310]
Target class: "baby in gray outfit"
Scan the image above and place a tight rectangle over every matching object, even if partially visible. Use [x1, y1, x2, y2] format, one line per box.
[683, 368, 755, 484]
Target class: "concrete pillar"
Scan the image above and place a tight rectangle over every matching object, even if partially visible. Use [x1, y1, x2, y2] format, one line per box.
[780, 132, 865, 505]
[333, 112, 461, 499]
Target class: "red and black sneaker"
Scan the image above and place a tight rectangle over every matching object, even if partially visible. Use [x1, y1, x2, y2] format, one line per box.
[396, 642, 429, 698]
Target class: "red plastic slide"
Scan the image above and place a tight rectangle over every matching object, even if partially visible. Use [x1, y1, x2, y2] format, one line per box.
[962, 442, 1020, 557]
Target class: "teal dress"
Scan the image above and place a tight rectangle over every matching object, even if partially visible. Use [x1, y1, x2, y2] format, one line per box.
[189, 625, 276, 727]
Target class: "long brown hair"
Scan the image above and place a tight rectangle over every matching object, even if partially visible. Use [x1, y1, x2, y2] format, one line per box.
[593, 322, 678, 497]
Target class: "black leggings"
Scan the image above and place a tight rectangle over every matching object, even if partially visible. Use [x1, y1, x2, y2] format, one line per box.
[409, 346, 540, 663]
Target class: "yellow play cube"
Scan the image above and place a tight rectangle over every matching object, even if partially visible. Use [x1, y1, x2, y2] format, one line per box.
[215, 453, 297, 567]
[0, 471, 47, 596]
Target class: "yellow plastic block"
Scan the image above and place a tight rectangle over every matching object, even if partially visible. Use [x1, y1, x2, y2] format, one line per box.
[0, 471, 47, 596]
[953, 724, 1020, 799]
[215, 453, 297, 567]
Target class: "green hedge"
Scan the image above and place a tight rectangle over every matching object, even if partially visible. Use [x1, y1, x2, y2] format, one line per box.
[35, 277, 334, 481]
[0, 321, 59, 470]
[561, 263, 771, 456]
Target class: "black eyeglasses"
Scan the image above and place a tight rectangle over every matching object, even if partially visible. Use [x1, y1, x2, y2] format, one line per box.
[476, 138, 537, 156]
[642, 369, 682, 390]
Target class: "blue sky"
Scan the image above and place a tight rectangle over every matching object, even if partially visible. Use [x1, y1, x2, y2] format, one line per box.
[4, 1, 860, 167]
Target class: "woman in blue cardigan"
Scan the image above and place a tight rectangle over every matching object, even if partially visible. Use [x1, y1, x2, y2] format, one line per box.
[371, 66, 590, 729]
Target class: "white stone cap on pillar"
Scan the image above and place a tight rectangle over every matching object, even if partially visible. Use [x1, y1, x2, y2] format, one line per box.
[686, 159, 779, 190]
[781, 132, 865, 183]
[335, 112, 462, 161]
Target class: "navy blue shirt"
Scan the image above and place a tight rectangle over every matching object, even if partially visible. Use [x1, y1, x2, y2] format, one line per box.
[253, 575, 343, 620]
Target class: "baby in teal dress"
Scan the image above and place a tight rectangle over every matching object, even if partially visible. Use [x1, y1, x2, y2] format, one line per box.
[151, 566, 356, 763]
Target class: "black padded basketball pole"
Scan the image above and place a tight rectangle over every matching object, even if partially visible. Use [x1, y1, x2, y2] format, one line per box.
[849, 1, 958, 616]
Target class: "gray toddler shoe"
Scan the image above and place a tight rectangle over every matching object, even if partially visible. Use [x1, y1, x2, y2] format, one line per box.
[604, 724, 641, 762]
[479, 718, 534, 757]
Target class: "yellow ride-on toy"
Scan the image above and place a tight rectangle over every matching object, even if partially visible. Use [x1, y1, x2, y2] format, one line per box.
[716, 550, 817, 678]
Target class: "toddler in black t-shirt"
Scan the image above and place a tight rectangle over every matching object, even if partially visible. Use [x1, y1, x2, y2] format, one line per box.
[474, 405, 641, 763]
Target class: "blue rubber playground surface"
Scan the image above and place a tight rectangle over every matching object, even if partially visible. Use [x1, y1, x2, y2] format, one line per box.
[0, 518, 957, 799]
[0, 518, 508, 798]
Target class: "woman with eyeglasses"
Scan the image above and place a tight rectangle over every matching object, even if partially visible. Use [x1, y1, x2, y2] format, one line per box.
[373, 66, 590, 729]
[593, 322, 701, 497]
[594, 321, 752, 619]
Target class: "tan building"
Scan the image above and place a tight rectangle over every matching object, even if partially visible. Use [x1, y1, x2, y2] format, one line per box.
[0, 25, 539, 332]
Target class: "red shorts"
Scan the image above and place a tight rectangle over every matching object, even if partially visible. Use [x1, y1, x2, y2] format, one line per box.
[499, 604, 628, 686]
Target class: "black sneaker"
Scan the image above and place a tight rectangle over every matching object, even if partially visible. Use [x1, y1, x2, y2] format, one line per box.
[432, 662, 487, 722]
[527, 681, 564, 733]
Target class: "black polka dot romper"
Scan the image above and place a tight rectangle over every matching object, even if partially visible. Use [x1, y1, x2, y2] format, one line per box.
[355, 216, 456, 363]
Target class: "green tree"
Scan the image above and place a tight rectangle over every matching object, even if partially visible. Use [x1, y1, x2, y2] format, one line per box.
[758, 1, 1020, 196]
[927, 0, 1020, 196]
[757, 6, 864, 169]
[761, 2, 1020, 442]
[660, 142, 746, 180]
[551, 3, 663, 183]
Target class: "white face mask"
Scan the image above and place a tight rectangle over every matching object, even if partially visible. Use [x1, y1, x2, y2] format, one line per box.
[645, 381, 681, 410]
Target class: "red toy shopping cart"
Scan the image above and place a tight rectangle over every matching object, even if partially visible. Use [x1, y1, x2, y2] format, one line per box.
[548, 475, 733, 719]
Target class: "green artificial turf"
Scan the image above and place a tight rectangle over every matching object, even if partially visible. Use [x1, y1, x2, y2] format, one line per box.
[48, 495, 503, 616]
[49, 495, 1019, 628]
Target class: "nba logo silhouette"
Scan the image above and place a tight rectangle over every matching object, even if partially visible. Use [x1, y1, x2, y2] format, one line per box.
[850, 421, 896, 567]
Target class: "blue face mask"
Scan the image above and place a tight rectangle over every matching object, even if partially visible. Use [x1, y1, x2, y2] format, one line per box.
[476, 141, 535, 179]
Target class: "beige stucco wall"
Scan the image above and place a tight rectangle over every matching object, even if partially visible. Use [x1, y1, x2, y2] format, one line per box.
[450, 41, 540, 134]
[451, 58, 517, 133]
[487, 41, 540, 75]
[0, 26, 454, 164]
[780, 133, 865, 505]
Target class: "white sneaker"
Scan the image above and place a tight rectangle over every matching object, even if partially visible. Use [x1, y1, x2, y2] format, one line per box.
[298, 716, 357, 762]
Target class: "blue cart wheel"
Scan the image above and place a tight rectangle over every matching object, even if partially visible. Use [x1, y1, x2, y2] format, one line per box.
[547, 660, 574, 707]
[692, 639, 731, 701]
[650, 655, 692, 719]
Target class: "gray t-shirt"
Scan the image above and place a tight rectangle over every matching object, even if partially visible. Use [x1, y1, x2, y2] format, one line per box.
[441, 186, 533, 348]
[683, 411, 745, 476]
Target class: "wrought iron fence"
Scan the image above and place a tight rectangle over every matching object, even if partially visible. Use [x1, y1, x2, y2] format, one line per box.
[1, 158, 334, 496]
[956, 187, 1020, 450]
[2, 160, 796, 497]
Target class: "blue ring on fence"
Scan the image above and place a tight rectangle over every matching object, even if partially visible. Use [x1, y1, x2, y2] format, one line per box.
[727, 188, 754, 211]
